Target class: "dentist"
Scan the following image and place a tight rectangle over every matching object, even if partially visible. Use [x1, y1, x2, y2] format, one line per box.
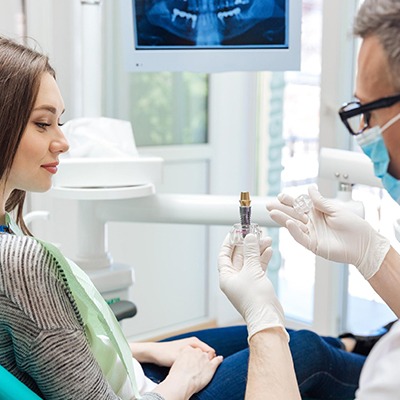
[220, 0, 400, 398]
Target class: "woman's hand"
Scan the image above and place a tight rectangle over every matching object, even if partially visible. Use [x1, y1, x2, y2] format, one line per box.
[130, 337, 216, 367]
[153, 345, 223, 400]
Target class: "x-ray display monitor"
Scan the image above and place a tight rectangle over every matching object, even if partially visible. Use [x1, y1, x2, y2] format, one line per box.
[121, 0, 301, 72]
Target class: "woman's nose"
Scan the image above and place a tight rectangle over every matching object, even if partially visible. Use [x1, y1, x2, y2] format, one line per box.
[51, 129, 70, 154]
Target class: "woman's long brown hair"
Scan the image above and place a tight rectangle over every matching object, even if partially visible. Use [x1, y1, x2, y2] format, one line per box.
[0, 37, 56, 235]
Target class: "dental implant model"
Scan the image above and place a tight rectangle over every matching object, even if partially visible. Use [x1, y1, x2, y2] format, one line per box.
[239, 191, 251, 227]
[293, 194, 313, 214]
[230, 191, 262, 245]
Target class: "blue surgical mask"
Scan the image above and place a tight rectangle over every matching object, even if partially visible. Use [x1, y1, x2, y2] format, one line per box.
[356, 112, 400, 203]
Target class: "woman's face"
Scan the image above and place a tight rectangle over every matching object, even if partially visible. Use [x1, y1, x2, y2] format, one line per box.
[7, 72, 69, 194]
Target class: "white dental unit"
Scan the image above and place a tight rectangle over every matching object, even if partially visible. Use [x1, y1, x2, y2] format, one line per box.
[51, 148, 164, 303]
[47, 140, 385, 327]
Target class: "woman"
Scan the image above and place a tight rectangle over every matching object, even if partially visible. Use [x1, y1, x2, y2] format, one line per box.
[0, 36, 225, 400]
[0, 36, 390, 400]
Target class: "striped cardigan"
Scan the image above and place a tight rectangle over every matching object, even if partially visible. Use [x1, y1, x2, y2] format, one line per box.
[0, 234, 163, 400]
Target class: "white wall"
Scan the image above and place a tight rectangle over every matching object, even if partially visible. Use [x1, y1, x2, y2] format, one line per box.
[25, 0, 83, 120]
[0, 1, 23, 38]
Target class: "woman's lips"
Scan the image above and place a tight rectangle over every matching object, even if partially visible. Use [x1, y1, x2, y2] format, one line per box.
[41, 163, 59, 174]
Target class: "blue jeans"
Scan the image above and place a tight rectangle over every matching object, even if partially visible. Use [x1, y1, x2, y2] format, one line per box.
[141, 326, 365, 399]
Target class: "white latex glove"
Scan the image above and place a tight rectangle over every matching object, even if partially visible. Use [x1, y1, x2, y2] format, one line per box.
[218, 233, 288, 341]
[266, 185, 391, 280]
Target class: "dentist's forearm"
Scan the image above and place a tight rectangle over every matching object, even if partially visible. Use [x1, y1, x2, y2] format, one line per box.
[368, 246, 400, 317]
[246, 328, 301, 400]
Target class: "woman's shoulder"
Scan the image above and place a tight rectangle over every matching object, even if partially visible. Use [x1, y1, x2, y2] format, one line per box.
[0, 234, 81, 329]
[0, 234, 61, 296]
[0, 234, 51, 275]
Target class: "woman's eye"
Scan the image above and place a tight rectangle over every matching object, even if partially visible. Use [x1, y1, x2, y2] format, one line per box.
[35, 122, 51, 129]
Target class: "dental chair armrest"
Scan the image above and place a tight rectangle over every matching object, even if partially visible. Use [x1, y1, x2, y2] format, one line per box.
[109, 300, 137, 321]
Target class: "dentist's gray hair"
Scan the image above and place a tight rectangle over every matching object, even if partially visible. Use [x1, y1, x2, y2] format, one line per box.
[354, 0, 400, 90]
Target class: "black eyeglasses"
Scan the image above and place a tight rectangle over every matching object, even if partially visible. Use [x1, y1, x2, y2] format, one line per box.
[338, 93, 400, 135]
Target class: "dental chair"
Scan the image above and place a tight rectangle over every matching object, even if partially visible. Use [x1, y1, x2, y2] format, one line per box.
[0, 365, 41, 400]
[0, 300, 137, 400]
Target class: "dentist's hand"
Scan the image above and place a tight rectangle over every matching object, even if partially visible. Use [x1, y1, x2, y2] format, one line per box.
[218, 234, 288, 341]
[266, 186, 391, 280]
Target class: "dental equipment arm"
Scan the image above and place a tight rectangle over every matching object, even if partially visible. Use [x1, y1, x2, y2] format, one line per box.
[96, 193, 276, 226]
